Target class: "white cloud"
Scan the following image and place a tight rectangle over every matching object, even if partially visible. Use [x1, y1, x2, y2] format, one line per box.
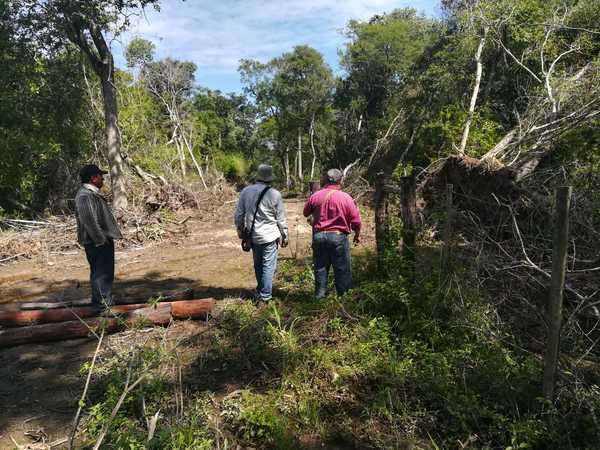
[114, 0, 439, 91]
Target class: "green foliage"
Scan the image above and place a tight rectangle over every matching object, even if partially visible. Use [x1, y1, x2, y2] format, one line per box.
[239, 45, 334, 185]
[214, 152, 249, 182]
[203, 248, 600, 449]
[420, 104, 504, 157]
[223, 391, 296, 449]
[125, 37, 155, 69]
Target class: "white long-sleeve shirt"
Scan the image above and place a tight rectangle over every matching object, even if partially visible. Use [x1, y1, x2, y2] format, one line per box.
[234, 182, 288, 245]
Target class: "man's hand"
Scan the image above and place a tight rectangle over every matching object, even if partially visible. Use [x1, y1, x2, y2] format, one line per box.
[280, 237, 289, 248]
[353, 233, 360, 245]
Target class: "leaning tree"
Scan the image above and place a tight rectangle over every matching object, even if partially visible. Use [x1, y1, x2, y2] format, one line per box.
[17, 0, 162, 210]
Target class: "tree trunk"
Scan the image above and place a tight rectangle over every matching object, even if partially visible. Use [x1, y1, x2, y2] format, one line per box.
[80, 21, 128, 210]
[459, 31, 487, 155]
[100, 72, 128, 210]
[374, 173, 388, 270]
[284, 146, 291, 189]
[181, 123, 208, 189]
[399, 175, 417, 267]
[297, 127, 303, 182]
[309, 114, 317, 180]
[482, 129, 517, 160]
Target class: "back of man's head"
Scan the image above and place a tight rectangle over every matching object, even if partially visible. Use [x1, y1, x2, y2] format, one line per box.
[326, 168, 343, 185]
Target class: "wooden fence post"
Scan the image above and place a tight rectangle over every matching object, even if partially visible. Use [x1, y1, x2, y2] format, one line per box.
[374, 172, 388, 270]
[440, 184, 454, 277]
[399, 175, 417, 265]
[543, 186, 572, 401]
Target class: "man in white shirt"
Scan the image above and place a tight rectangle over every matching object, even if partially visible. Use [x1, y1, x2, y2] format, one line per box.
[234, 164, 288, 302]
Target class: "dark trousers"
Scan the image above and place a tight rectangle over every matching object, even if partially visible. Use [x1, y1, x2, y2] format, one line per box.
[84, 240, 115, 306]
[312, 232, 352, 299]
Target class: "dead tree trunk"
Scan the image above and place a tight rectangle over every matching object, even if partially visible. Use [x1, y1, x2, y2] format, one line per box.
[309, 114, 317, 180]
[459, 30, 487, 155]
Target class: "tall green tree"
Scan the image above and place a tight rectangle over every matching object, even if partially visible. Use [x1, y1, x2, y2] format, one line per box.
[336, 8, 438, 171]
[0, 0, 91, 213]
[240, 45, 334, 187]
[16, 0, 162, 210]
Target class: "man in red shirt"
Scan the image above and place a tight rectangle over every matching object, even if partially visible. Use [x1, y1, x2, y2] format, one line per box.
[303, 168, 362, 299]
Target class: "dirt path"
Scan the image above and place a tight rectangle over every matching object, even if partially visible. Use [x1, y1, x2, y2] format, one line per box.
[0, 199, 320, 448]
[0, 199, 313, 309]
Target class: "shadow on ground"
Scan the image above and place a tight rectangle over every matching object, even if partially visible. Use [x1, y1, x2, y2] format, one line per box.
[0, 271, 251, 447]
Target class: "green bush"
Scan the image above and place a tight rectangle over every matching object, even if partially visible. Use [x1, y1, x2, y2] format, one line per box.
[214, 152, 249, 181]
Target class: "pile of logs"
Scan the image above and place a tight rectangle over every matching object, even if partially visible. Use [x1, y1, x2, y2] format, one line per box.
[0, 289, 214, 348]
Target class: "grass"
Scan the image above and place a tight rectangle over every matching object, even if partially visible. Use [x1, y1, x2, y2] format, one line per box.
[76, 248, 600, 449]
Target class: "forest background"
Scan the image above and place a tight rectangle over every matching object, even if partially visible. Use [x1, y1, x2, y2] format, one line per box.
[2, 0, 600, 448]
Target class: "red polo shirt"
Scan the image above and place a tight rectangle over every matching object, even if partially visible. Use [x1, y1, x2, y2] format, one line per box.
[303, 185, 362, 234]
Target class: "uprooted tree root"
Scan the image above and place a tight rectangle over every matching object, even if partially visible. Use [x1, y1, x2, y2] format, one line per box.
[421, 155, 523, 213]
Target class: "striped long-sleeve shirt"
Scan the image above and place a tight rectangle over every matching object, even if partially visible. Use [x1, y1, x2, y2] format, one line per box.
[74, 186, 122, 246]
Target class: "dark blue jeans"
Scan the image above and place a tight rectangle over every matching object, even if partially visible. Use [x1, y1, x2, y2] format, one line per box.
[84, 240, 115, 306]
[252, 240, 279, 301]
[312, 232, 352, 299]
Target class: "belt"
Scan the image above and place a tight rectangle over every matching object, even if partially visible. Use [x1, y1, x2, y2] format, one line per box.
[318, 229, 345, 234]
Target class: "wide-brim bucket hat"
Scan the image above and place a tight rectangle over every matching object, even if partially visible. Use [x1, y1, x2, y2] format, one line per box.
[256, 164, 275, 182]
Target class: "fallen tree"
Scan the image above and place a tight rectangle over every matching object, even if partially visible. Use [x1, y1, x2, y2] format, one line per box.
[0, 299, 215, 347]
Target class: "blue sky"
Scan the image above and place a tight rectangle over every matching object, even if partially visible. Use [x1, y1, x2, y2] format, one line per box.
[114, 0, 441, 94]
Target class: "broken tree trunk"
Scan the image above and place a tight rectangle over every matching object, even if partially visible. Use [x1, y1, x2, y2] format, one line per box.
[0, 298, 214, 328]
[0, 299, 215, 347]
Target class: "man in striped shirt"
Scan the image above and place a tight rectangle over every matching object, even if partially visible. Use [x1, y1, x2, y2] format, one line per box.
[303, 169, 362, 299]
[74, 164, 122, 310]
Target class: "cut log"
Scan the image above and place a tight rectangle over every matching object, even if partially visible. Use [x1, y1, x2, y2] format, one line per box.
[18, 288, 194, 310]
[170, 299, 214, 319]
[0, 298, 214, 328]
[0, 304, 144, 327]
[129, 303, 172, 325]
[0, 299, 215, 347]
[19, 299, 92, 310]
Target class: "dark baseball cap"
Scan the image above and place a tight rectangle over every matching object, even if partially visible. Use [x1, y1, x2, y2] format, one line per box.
[79, 164, 108, 182]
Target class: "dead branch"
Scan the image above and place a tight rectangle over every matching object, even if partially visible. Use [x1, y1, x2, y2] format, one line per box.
[69, 330, 105, 450]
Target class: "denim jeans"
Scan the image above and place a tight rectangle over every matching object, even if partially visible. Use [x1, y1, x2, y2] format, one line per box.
[252, 240, 279, 301]
[312, 232, 352, 299]
[84, 239, 115, 306]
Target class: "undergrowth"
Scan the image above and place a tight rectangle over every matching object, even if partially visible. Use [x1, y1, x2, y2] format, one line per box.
[77, 248, 600, 449]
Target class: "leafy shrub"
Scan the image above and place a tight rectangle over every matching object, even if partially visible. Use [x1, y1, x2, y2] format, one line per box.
[214, 152, 249, 182]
